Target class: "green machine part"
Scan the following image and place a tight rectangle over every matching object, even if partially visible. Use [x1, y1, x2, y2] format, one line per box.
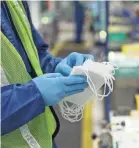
[108, 33, 127, 43]
[115, 67, 139, 78]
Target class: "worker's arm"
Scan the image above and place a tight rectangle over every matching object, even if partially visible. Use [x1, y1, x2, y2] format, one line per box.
[23, 1, 62, 73]
[1, 73, 88, 135]
[1, 81, 45, 135]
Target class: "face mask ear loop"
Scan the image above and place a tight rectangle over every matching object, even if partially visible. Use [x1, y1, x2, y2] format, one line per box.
[107, 73, 114, 92]
[62, 105, 84, 123]
[105, 76, 112, 92]
[83, 69, 98, 97]
[95, 63, 115, 99]
[108, 76, 113, 91]
[63, 102, 71, 114]
[90, 63, 113, 97]
[59, 101, 84, 122]
[96, 78, 107, 100]
[111, 75, 115, 80]
[96, 76, 112, 100]
[84, 68, 107, 100]
[105, 76, 113, 95]
[60, 102, 72, 116]
[102, 78, 111, 96]
[84, 69, 107, 100]
[60, 106, 74, 122]
[66, 103, 76, 112]
[65, 105, 76, 115]
[83, 68, 110, 102]
[63, 101, 77, 112]
[108, 62, 119, 70]
[102, 62, 118, 75]
[84, 67, 113, 100]
[59, 95, 84, 122]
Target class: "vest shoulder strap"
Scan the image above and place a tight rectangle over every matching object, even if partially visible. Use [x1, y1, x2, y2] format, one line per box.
[6, 1, 43, 76]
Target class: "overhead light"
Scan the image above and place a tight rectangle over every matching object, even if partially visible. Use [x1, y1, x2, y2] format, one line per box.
[41, 17, 49, 24]
[99, 30, 107, 40]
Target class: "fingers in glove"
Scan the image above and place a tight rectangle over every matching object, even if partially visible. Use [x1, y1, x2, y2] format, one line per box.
[63, 75, 87, 85]
[64, 82, 88, 93]
[45, 73, 63, 78]
[60, 64, 72, 76]
[74, 54, 84, 66]
[83, 54, 94, 61]
[66, 89, 84, 97]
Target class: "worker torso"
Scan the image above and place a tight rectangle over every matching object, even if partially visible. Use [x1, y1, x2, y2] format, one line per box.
[1, 1, 34, 75]
[1, 2, 58, 147]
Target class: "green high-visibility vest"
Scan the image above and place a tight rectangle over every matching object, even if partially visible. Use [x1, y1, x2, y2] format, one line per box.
[1, 1, 56, 148]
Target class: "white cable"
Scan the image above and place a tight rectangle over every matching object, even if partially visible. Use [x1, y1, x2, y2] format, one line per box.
[59, 60, 118, 122]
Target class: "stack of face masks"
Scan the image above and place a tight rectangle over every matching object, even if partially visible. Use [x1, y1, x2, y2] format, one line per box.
[59, 59, 118, 122]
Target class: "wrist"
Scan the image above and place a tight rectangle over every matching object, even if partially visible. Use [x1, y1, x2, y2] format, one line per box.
[31, 79, 46, 105]
[45, 57, 63, 73]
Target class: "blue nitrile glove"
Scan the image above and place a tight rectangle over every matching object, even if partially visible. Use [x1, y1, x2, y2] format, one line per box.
[32, 73, 88, 106]
[55, 52, 94, 76]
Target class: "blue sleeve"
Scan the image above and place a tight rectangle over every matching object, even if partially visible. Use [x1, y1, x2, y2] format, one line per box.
[1, 81, 45, 135]
[23, 1, 62, 73]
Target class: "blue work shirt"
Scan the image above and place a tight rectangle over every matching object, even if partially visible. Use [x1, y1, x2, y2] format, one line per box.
[1, 1, 61, 136]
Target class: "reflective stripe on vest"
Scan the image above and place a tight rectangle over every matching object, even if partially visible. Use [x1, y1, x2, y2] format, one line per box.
[6, 1, 43, 76]
[0, 66, 9, 87]
[20, 125, 41, 148]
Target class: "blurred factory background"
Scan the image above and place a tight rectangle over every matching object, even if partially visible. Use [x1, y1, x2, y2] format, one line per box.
[28, 1, 139, 148]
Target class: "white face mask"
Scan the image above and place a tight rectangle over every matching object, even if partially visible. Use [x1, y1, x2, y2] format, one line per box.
[59, 59, 118, 122]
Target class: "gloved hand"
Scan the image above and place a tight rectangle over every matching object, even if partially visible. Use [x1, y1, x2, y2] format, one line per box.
[32, 73, 88, 106]
[55, 52, 94, 76]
